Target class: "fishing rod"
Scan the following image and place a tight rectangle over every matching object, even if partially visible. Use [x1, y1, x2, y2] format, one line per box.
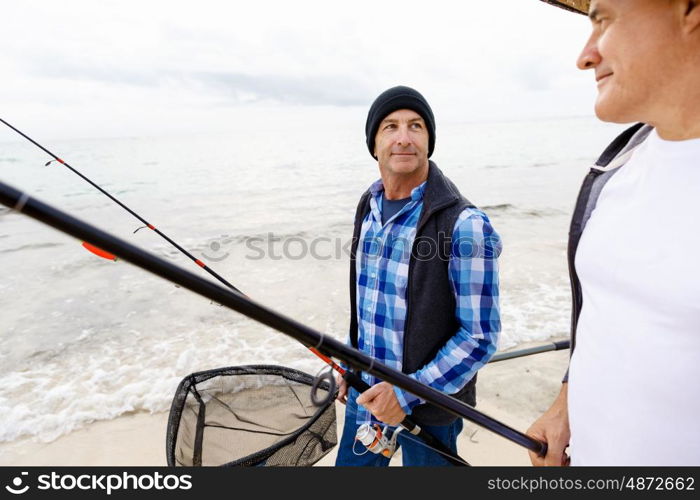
[489, 340, 570, 363]
[0, 119, 469, 465]
[0, 180, 548, 458]
[0, 117, 242, 295]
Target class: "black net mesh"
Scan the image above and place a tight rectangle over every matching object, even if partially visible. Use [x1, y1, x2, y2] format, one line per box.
[166, 365, 337, 467]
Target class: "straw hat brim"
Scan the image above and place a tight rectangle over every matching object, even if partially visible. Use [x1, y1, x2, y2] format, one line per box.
[540, 0, 590, 15]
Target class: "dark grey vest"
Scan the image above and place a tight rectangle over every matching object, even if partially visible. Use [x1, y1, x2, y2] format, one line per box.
[349, 161, 477, 425]
[563, 123, 652, 382]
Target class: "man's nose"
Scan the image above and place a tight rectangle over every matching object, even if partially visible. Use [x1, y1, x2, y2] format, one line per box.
[576, 33, 601, 70]
[396, 125, 411, 145]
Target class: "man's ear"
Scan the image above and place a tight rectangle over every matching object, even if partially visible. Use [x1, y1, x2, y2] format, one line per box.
[683, 1, 700, 34]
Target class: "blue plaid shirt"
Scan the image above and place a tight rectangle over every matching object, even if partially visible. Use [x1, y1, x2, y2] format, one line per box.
[352, 178, 501, 425]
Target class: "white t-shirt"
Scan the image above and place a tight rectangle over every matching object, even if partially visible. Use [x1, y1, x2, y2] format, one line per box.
[569, 129, 700, 465]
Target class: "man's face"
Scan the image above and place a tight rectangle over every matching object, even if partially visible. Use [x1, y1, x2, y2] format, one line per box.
[577, 0, 683, 123]
[373, 109, 429, 177]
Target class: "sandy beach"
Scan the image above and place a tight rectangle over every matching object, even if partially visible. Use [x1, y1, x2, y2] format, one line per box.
[0, 339, 570, 467]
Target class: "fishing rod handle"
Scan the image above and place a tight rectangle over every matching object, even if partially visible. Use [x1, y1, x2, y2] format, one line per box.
[342, 370, 371, 392]
[342, 370, 468, 465]
[343, 371, 419, 431]
[342, 371, 417, 430]
[553, 340, 571, 351]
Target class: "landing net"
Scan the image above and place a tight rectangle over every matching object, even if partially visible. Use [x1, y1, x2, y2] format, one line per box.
[166, 365, 337, 466]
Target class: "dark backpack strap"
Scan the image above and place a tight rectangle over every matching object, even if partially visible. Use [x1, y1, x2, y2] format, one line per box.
[595, 123, 645, 167]
[563, 122, 649, 383]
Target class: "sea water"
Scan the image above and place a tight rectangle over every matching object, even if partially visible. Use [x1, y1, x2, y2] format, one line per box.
[0, 114, 622, 442]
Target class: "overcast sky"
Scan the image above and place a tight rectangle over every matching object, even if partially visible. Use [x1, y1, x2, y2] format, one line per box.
[1, 0, 597, 140]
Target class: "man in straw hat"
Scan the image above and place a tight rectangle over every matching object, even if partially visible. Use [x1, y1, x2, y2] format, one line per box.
[528, 0, 700, 465]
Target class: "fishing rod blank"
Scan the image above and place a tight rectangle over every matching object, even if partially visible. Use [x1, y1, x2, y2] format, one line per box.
[0, 117, 242, 295]
[489, 340, 570, 363]
[0, 180, 548, 458]
[0, 119, 468, 465]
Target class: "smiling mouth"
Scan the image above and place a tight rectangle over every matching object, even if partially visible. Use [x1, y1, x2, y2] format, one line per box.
[596, 73, 613, 84]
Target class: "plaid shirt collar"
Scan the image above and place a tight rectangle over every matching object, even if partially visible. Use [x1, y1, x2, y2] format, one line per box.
[368, 178, 427, 224]
[368, 178, 427, 201]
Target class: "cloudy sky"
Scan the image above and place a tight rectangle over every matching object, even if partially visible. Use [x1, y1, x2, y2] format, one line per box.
[2, 0, 597, 140]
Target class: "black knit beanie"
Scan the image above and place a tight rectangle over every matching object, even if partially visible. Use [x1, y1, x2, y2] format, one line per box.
[365, 86, 436, 159]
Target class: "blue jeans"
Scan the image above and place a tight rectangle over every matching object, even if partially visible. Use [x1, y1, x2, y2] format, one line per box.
[335, 389, 464, 466]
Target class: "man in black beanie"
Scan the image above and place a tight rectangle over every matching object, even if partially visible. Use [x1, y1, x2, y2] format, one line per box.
[335, 86, 502, 466]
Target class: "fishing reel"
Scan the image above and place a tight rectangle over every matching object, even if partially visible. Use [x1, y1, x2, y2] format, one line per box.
[355, 423, 403, 458]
